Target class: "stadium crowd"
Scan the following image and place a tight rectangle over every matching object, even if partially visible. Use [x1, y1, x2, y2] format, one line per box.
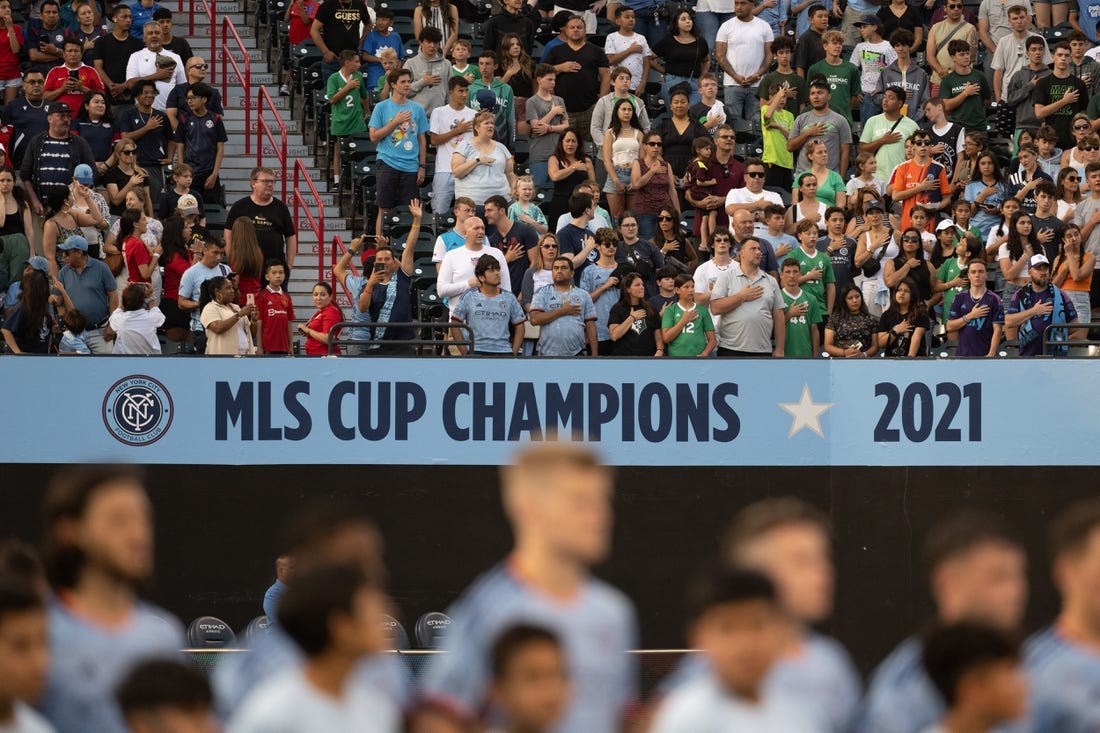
[1, 451, 1099, 733]
[0, 0, 1099, 356]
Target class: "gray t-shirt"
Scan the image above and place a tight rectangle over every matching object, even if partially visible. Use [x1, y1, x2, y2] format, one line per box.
[525, 94, 567, 162]
[710, 267, 783, 352]
[790, 109, 852, 173]
[1073, 195, 1100, 268]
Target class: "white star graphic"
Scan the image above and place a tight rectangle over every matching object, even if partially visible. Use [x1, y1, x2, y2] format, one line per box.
[778, 384, 833, 439]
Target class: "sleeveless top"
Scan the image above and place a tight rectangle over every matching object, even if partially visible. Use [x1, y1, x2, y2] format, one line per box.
[635, 158, 674, 214]
[1069, 147, 1087, 181]
[610, 134, 641, 169]
[0, 202, 25, 236]
[794, 201, 824, 231]
[928, 122, 962, 180]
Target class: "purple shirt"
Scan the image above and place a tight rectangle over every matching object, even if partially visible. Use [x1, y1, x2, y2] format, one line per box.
[948, 289, 1004, 357]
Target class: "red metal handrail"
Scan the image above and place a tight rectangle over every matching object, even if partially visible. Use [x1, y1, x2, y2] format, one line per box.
[292, 159, 327, 284]
[256, 87, 288, 201]
[221, 17, 251, 154]
[190, 0, 216, 80]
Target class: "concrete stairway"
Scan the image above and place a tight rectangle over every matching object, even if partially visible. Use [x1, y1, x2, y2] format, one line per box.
[186, 2, 353, 319]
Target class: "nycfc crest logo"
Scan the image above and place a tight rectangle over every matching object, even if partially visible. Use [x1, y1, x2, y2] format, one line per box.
[102, 376, 174, 446]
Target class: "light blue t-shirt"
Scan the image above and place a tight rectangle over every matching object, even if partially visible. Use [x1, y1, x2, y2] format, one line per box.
[178, 260, 233, 331]
[343, 274, 374, 344]
[262, 579, 286, 625]
[530, 285, 596, 356]
[856, 636, 941, 733]
[41, 599, 184, 733]
[1024, 626, 1100, 733]
[418, 563, 638, 732]
[651, 674, 820, 733]
[452, 288, 526, 353]
[361, 30, 404, 88]
[579, 263, 619, 342]
[368, 97, 430, 172]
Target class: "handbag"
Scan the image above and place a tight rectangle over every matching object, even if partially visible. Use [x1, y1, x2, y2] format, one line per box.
[104, 250, 124, 277]
[861, 230, 889, 278]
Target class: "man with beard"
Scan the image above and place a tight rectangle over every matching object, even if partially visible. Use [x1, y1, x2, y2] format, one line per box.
[1005, 253, 1079, 356]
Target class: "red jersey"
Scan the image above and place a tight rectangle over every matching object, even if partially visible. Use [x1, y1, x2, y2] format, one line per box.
[0, 25, 23, 80]
[44, 64, 105, 118]
[256, 286, 295, 353]
[235, 274, 261, 305]
[124, 236, 152, 283]
[161, 251, 191, 300]
[287, 0, 320, 45]
[305, 303, 342, 355]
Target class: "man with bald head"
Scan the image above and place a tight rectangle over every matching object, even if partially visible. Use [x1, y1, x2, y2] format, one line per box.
[165, 55, 222, 132]
[437, 216, 510, 314]
[731, 209, 780, 279]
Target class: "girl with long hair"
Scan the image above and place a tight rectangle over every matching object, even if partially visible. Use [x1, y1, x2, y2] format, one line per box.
[999, 210, 1040, 304]
[878, 277, 930, 357]
[1056, 166, 1083, 222]
[42, 188, 102, 274]
[546, 127, 595, 225]
[885, 226, 937, 305]
[157, 215, 194, 342]
[964, 150, 1008, 240]
[414, 0, 459, 58]
[653, 9, 709, 105]
[1, 268, 52, 354]
[1052, 222, 1093, 337]
[607, 272, 663, 356]
[0, 166, 31, 239]
[74, 90, 116, 173]
[652, 206, 697, 272]
[824, 284, 879, 357]
[228, 217, 265, 305]
[200, 275, 258, 355]
[602, 97, 644, 219]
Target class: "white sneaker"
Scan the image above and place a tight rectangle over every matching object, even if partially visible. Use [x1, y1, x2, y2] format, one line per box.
[279, 84, 290, 96]
[333, 174, 341, 185]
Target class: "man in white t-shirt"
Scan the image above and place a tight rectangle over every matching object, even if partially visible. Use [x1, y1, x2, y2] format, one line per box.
[713, 0, 773, 133]
[428, 77, 477, 217]
[603, 6, 652, 96]
[694, 228, 739, 332]
[437, 216, 511, 311]
[724, 158, 784, 236]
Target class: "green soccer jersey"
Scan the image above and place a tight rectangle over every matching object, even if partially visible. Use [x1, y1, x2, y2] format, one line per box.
[937, 257, 966, 326]
[662, 302, 715, 357]
[328, 70, 368, 137]
[781, 288, 822, 358]
[806, 58, 860, 124]
[785, 246, 835, 316]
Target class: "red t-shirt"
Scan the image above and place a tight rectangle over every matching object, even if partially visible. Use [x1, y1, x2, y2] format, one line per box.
[288, 1, 319, 45]
[0, 26, 24, 80]
[305, 303, 342, 355]
[235, 274, 261, 305]
[161, 251, 191, 300]
[124, 236, 152, 283]
[256, 287, 295, 353]
[44, 64, 105, 119]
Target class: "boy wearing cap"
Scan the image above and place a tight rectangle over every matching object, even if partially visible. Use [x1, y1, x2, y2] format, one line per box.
[467, 50, 515, 149]
[1005, 253, 1078, 355]
[69, 163, 110, 255]
[850, 16, 896, 123]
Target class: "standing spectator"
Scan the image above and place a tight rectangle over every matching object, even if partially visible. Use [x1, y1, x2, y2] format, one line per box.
[851, 16, 895, 121]
[102, 139, 150, 217]
[73, 2, 102, 66]
[1008, 144, 1053, 214]
[72, 91, 115, 175]
[227, 217, 264, 305]
[888, 129, 951, 231]
[654, 9, 710, 106]
[762, 86, 795, 187]
[119, 208, 159, 288]
[794, 5, 829, 77]
[807, 31, 860, 127]
[326, 50, 370, 187]
[923, 97, 967, 184]
[878, 276, 930, 356]
[152, 7, 190, 63]
[468, 51, 516, 148]
[484, 195, 538, 293]
[663, 273, 717, 356]
[615, 211, 663, 297]
[655, 88, 710, 181]
[296, 281, 342, 355]
[360, 7, 403, 91]
[607, 272, 663, 355]
[450, 253, 526, 355]
[787, 215, 836, 318]
[20, 101, 93, 227]
[508, 176, 547, 235]
[543, 15, 610, 143]
[860, 88, 918, 184]
[174, 82, 225, 203]
[155, 214, 193, 345]
[91, 4, 141, 104]
[368, 68, 429, 243]
[817, 206, 859, 295]
[528, 256, 597, 355]
[589, 66, 650, 160]
[694, 227, 738, 311]
[25, 0, 67, 76]
[525, 65, 566, 189]
[0, 0, 23, 104]
[438, 215, 511, 310]
[429, 76, 476, 215]
[414, 0, 459, 60]
[757, 37, 805, 119]
[947, 258, 1005, 356]
[876, 0, 924, 51]
[282, 0, 320, 95]
[874, 29, 929, 123]
[201, 275, 257, 355]
[788, 77, 852, 179]
[546, 129, 595, 227]
[714, 0, 773, 130]
[710, 237, 785, 357]
[254, 259, 294, 355]
[724, 157, 784, 234]
[631, 131, 679, 240]
[107, 282, 164, 355]
[43, 38, 102, 119]
[601, 98, 643, 220]
[38, 466, 183, 733]
[451, 110, 515, 209]
[1005, 253, 1078, 355]
[989, 4, 1046, 104]
[164, 56, 223, 133]
[926, 0, 977, 97]
[226, 167, 297, 270]
[653, 206, 698, 272]
[178, 236, 232, 347]
[1, 70, 47, 172]
[311, 0, 370, 79]
[118, 81, 172, 204]
[1034, 43, 1089, 151]
[483, 0, 537, 61]
[404, 27, 448, 118]
[579, 228, 621, 354]
[123, 21, 185, 112]
[1051, 222, 1093, 335]
[798, 140, 846, 209]
[690, 73, 736, 138]
[941, 40, 991, 131]
[603, 6, 651, 97]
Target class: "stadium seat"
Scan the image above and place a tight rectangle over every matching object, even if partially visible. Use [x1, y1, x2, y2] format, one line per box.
[413, 257, 438, 288]
[382, 614, 411, 650]
[205, 204, 228, 233]
[765, 185, 792, 208]
[413, 611, 453, 649]
[186, 616, 238, 649]
[242, 615, 271, 642]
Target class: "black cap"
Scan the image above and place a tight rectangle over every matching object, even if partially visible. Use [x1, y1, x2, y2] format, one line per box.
[45, 101, 70, 116]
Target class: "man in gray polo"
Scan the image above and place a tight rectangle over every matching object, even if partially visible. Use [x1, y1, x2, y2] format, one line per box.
[709, 236, 785, 357]
[53, 234, 118, 354]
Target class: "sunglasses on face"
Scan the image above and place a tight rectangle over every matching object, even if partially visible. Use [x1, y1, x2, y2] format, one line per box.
[1081, 146, 1099, 152]
[657, 215, 675, 221]
[1074, 124, 1090, 131]
[902, 236, 921, 242]
[1066, 176, 1079, 181]
[746, 171, 765, 178]
[912, 140, 930, 146]
[646, 141, 662, 147]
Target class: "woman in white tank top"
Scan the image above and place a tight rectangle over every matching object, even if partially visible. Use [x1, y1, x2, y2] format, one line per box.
[602, 98, 645, 220]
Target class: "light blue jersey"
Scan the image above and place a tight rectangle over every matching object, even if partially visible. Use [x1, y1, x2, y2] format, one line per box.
[41, 599, 184, 733]
[661, 631, 860, 733]
[579, 263, 618, 342]
[368, 98, 429, 172]
[343, 274, 374, 344]
[856, 637, 940, 733]
[452, 288, 526, 354]
[1024, 626, 1100, 733]
[530, 285, 596, 356]
[418, 563, 638, 732]
[212, 626, 411, 721]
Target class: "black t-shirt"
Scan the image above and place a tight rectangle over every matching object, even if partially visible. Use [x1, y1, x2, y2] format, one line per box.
[93, 32, 144, 84]
[101, 165, 151, 215]
[165, 37, 193, 64]
[653, 35, 709, 79]
[879, 309, 931, 357]
[226, 196, 296, 264]
[794, 30, 824, 74]
[1034, 73, 1089, 150]
[158, 188, 206, 220]
[489, 220, 539, 295]
[1032, 214, 1065, 261]
[314, 0, 370, 55]
[543, 42, 609, 113]
[608, 302, 660, 356]
[116, 106, 171, 167]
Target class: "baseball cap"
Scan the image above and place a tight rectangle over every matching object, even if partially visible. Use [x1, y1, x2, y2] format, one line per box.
[177, 193, 200, 216]
[57, 234, 89, 252]
[73, 164, 94, 185]
[45, 101, 70, 116]
[935, 219, 956, 232]
[855, 14, 881, 26]
[1029, 253, 1050, 268]
[864, 199, 884, 212]
[475, 88, 497, 112]
[27, 256, 50, 274]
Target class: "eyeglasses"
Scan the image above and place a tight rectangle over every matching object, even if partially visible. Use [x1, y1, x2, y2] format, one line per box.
[646, 141, 662, 147]
[912, 140, 930, 146]
[657, 215, 675, 221]
[902, 235, 921, 242]
[746, 171, 765, 178]
[189, 63, 209, 70]
[712, 236, 730, 242]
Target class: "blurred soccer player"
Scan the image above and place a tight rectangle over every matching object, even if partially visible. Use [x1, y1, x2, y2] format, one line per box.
[922, 622, 1027, 733]
[657, 498, 859, 732]
[38, 466, 184, 733]
[262, 553, 294, 624]
[228, 564, 399, 733]
[117, 660, 218, 733]
[1024, 499, 1100, 733]
[0, 577, 52, 733]
[212, 507, 408, 718]
[650, 570, 818, 732]
[489, 625, 570, 733]
[414, 442, 638, 733]
[858, 512, 1027, 733]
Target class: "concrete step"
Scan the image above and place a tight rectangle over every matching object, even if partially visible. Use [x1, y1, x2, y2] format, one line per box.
[192, 22, 255, 38]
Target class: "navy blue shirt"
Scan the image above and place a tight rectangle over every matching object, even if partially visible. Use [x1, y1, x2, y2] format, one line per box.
[166, 82, 223, 118]
[556, 222, 595, 283]
[1, 98, 48, 168]
[175, 109, 227, 174]
[71, 117, 116, 164]
[368, 269, 413, 341]
[116, 106, 171, 167]
[24, 20, 69, 75]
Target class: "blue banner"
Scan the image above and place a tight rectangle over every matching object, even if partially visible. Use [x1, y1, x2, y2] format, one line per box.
[6, 357, 1098, 465]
